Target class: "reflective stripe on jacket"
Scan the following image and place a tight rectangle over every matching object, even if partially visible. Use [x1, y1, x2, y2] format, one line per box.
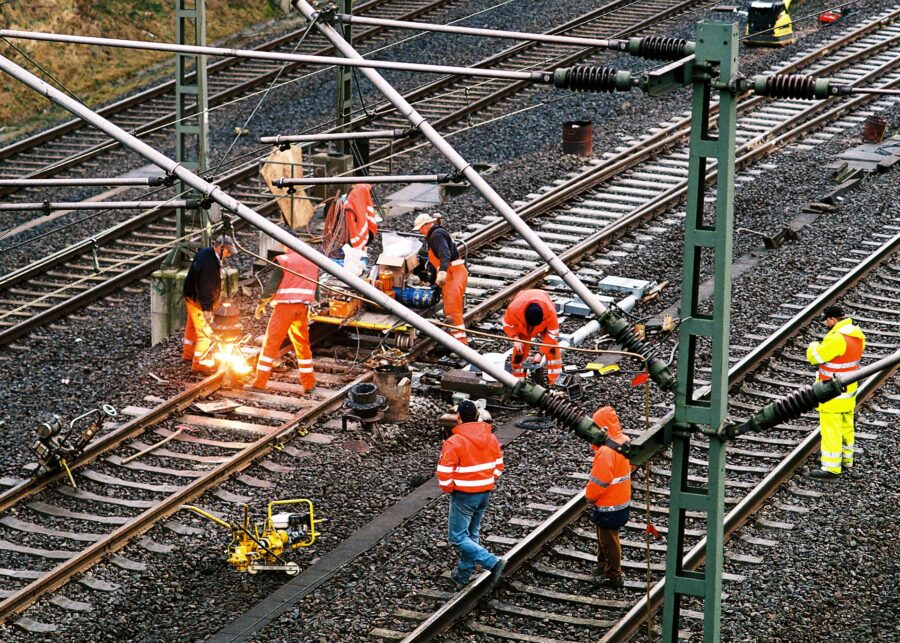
[436, 421, 503, 493]
[345, 184, 375, 251]
[272, 251, 319, 304]
[585, 407, 632, 511]
[806, 318, 866, 412]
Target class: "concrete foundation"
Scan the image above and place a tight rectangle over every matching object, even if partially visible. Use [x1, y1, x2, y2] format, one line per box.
[150, 266, 238, 345]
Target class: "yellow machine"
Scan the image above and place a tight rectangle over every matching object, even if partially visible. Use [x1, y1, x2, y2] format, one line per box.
[746, 0, 795, 47]
[183, 499, 320, 575]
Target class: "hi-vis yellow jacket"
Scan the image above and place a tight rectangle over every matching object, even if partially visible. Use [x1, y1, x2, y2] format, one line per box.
[806, 318, 865, 413]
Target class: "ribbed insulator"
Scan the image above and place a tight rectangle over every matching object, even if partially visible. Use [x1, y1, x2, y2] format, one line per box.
[764, 74, 817, 99]
[559, 66, 622, 92]
[636, 36, 689, 60]
[769, 385, 819, 423]
[536, 390, 585, 431]
[608, 320, 658, 361]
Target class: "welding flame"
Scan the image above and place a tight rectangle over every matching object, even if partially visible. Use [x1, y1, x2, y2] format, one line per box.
[215, 342, 252, 377]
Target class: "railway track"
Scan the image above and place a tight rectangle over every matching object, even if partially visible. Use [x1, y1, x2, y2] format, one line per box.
[377, 223, 900, 643]
[0, 0, 711, 348]
[0, 0, 462, 195]
[1, 5, 896, 350]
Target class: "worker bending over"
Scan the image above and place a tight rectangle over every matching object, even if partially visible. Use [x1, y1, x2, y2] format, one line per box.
[806, 304, 865, 479]
[345, 183, 377, 253]
[503, 289, 562, 385]
[182, 235, 236, 373]
[413, 213, 468, 345]
[251, 246, 319, 392]
[584, 406, 632, 589]
[436, 400, 506, 588]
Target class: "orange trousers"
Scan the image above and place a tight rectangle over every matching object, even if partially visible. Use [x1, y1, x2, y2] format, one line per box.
[511, 338, 561, 385]
[441, 264, 468, 346]
[183, 298, 214, 368]
[253, 303, 315, 390]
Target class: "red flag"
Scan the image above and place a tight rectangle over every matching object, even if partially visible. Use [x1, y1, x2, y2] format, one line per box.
[646, 523, 660, 539]
[631, 372, 650, 387]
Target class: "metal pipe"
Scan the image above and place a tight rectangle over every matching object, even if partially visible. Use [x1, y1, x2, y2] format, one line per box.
[0, 28, 552, 84]
[336, 13, 618, 49]
[260, 129, 407, 144]
[275, 174, 450, 187]
[0, 200, 199, 212]
[0, 177, 165, 187]
[840, 349, 900, 386]
[293, 0, 675, 391]
[0, 52, 520, 391]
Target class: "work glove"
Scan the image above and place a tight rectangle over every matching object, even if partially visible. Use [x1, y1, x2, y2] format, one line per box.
[531, 352, 544, 365]
[435, 270, 448, 287]
[202, 310, 214, 325]
[511, 343, 525, 363]
[254, 298, 272, 320]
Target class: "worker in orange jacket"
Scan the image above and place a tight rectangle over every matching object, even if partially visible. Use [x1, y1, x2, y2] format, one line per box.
[503, 289, 562, 385]
[585, 406, 632, 589]
[414, 213, 468, 345]
[250, 248, 319, 392]
[436, 400, 507, 588]
[345, 183, 377, 253]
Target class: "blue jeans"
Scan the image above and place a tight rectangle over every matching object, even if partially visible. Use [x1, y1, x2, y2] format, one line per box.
[448, 491, 498, 579]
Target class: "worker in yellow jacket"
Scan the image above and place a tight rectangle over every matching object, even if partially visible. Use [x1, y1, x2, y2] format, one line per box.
[806, 305, 865, 479]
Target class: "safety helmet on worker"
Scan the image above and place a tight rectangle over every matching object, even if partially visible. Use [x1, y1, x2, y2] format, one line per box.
[413, 212, 439, 231]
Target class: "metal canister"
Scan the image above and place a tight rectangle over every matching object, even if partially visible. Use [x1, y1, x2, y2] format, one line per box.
[373, 365, 412, 422]
[562, 120, 593, 156]
[393, 286, 436, 308]
[862, 115, 887, 143]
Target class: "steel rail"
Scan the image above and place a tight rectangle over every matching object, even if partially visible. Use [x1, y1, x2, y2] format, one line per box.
[0, 373, 223, 513]
[0, 0, 453, 197]
[401, 229, 900, 642]
[0, 376, 363, 623]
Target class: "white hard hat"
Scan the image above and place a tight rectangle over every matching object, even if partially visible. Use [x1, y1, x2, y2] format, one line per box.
[413, 212, 438, 231]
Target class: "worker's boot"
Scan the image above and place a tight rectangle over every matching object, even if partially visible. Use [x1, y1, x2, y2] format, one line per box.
[808, 469, 840, 480]
[600, 575, 625, 589]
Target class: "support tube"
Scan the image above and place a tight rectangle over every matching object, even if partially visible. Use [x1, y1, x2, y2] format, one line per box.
[275, 174, 450, 186]
[260, 129, 407, 144]
[0, 51, 611, 448]
[0, 177, 164, 187]
[0, 200, 199, 212]
[293, 0, 674, 391]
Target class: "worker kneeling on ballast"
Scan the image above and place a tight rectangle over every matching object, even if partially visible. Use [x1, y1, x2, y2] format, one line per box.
[503, 289, 562, 385]
[250, 239, 320, 393]
[413, 213, 468, 345]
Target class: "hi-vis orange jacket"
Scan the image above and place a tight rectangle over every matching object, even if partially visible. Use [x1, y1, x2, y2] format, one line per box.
[585, 407, 632, 511]
[272, 251, 319, 304]
[436, 422, 504, 493]
[503, 289, 562, 384]
[345, 184, 376, 251]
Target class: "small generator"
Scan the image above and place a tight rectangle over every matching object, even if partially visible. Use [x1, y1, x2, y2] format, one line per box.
[746, 0, 795, 47]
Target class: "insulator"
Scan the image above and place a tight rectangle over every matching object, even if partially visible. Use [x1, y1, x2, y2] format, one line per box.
[763, 74, 817, 100]
[535, 389, 585, 432]
[634, 36, 690, 60]
[555, 66, 626, 93]
[768, 385, 819, 424]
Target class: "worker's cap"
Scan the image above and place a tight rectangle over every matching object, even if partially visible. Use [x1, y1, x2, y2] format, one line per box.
[524, 302, 544, 327]
[823, 304, 845, 319]
[456, 399, 479, 422]
[413, 212, 439, 231]
[215, 235, 237, 254]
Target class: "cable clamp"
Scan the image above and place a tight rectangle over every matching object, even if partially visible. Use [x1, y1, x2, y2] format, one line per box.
[41, 199, 51, 215]
[163, 165, 182, 187]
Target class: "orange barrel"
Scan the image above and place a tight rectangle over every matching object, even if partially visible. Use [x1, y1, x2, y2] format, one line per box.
[562, 120, 593, 156]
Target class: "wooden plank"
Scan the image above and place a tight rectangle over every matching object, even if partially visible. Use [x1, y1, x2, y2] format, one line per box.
[179, 414, 276, 435]
[488, 599, 614, 627]
[218, 389, 310, 409]
[467, 620, 582, 643]
[507, 580, 630, 609]
[154, 428, 251, 450]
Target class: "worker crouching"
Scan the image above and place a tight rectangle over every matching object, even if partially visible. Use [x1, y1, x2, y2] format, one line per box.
[503, 289, 562, 385]
[436, 400, 507, 588]
[414, 213, 468, 345]
[182, 235, 236, 373]
[251, 248, 319, 392]
[585, 406, 632, 589]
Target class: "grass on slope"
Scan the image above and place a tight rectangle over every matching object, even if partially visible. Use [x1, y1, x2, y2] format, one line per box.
[0, 0, 283, 138]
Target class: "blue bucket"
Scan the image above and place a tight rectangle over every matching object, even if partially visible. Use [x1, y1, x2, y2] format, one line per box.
[393, 286, 436, 308]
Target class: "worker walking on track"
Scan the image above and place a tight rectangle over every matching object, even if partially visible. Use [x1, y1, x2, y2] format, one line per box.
[413, 213, 468, 345]
[584, 406, 632, 589]
[182, 235, 236, 373]
[436, 400, 507, 588]
[503, 289, 563, 385]
[250, 247, 320, 392]
[806, 304, 866, 479]
[345, 183, 378, 253]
